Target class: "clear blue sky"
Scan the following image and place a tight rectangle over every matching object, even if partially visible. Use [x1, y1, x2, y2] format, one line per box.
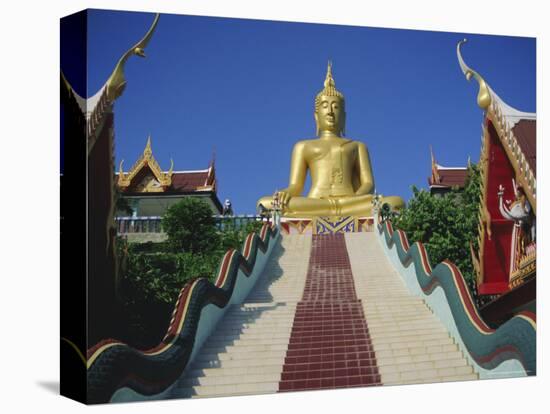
[71, 9, 535, 214]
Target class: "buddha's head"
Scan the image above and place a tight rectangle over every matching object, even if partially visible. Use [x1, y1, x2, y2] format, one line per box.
[315, 61, 346, 136]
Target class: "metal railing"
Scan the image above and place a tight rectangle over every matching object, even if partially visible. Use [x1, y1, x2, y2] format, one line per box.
[116, 216, 163, 234]
[214, 215, 269, 231]
[116, 215, 269, 234]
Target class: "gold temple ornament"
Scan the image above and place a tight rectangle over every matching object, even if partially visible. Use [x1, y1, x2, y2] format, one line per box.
[118, 136, 174, 192]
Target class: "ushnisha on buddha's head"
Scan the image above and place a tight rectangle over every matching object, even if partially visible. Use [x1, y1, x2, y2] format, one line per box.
[314, 61, 346, 137]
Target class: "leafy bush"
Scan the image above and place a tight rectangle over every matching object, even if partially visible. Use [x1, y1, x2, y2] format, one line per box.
[394, 163, 481, 285]
[162, 198, 219, 253]
[117, 202, 267, 347]
[118, 250, 223, 348]
[217, 220, 265, 253]
[122, 251, 221, 304]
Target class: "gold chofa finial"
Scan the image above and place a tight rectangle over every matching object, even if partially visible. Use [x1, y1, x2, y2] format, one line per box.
[105, 13, 160, 102]
[316, 60, 345, 111]
[144, 135, 153, 156]
[457, 39, 492, 110]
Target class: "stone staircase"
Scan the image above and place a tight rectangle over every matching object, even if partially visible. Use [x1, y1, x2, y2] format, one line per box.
[171, 231, 477, 399]
[278, 234, 381, 392]
[172, 234, 312, 398]
[345, 232, 478, 385]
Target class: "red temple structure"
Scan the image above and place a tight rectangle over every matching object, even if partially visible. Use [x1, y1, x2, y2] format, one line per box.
[428, 147, 469, 196]
[458, 40, 536, 324]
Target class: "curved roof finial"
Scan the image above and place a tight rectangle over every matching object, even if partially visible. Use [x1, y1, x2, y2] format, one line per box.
[168, 158, 174, 176]
[144, 135, 153, 157]
[457, 39, 492, 109]
[105, 13, 160, 102]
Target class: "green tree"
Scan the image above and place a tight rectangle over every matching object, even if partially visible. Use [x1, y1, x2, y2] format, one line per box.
[394, 164, 481, 285]
[118, 208, 267, 347]
[162, 198, 219, 253]
[217, 220, 266, 253]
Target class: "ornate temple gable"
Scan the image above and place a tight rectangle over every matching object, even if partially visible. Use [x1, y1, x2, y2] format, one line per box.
[117, 140, 218, 195]
[457, 39, 536, 214]
[60, 13, 161, 351]
[428, 147, 468, 190]
[483, 101, 536, 215]
[61, 14, 160, 156]
[458, 39, 536, 299]
[118, 136, 174, 192]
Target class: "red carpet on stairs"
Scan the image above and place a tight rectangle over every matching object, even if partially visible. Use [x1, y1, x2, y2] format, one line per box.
[279, 234, 382, 392]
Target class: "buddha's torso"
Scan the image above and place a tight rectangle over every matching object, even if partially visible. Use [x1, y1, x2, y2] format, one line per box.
[300, 137, 360, 199]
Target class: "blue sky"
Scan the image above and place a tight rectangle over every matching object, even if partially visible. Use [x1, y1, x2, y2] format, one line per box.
[70, 9, 535, 214]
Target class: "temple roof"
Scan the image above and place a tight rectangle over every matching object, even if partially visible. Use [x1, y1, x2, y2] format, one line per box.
[512, 119, 536, 178]
[429, 164, 469, 189]
[117, 137, 216, 194]
[428, 147, 468, 189]
[171, 169, 214, 193]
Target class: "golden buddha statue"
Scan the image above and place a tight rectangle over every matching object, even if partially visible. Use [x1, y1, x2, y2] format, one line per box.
[257, 62, 404, 218]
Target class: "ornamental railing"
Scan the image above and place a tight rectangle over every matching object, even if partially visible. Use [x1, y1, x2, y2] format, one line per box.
[80, 223, 280, 403]
[116, 216, 162, 234]
[377, 215, 536, 377]
[214, 215, 269, 231]
[116, 215, 270, 235]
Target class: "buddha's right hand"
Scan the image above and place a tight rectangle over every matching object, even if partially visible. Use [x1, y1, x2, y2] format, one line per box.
[277, 190, 292, 209]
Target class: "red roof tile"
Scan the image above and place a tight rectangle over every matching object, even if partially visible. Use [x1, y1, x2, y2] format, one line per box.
[512, 120, 536, 178]
[429, 168, 468, 188]
[171, 171, 209, 192]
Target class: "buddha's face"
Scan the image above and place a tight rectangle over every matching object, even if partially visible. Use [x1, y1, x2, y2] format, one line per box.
[315, 95, 345, 136]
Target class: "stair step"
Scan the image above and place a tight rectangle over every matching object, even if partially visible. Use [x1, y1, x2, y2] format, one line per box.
[209, 331, 292, 340]
[438, 373, 479, 382]
[204, 337, 292, 347]
[207, 332, 294, 341]
[378, 358, 469, 375]
[372, 333, 453, 347]
[226, 308, 297, 315]
[222, 314, 296, 321]
[279, 374, 381, 391]
[175, 381, 279, 397]
[368, 326, 446, 339]
[225, 311, 296, 316]
[215, 322, 295, 330]
[216, 322, 294, 329]
[372, 341, 458, 355]
[284, 353, 377, 366]
[191, 356, 285, 370]
[367, 322, 444, 335]
[287, 338, 373, 350]
[186, 364, 284, 378]
[382, 365, 475, 384]
[281, 365, 379, 380]
[180, 372, 281, 387]
[200, 343, 289, 354]
[363, 313, 436, 323]
[364, 305, 431, 313]
[194, 349, 287, 362]
[376, 348, 462, 367]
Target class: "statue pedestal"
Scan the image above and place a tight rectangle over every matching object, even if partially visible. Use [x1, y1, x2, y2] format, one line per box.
[279, 216, 374, 235]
